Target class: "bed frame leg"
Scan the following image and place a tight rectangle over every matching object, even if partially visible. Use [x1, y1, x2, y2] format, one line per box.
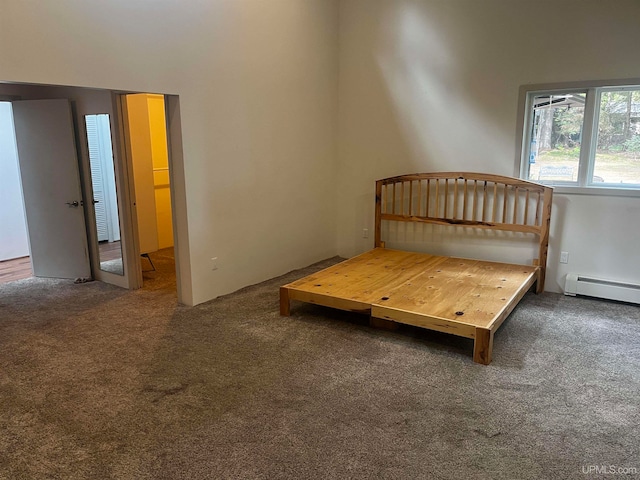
[535, 272, 545, 294]
[473, 328, 494, 365]
[370, 316, 399, 330]
[280, 287, 291, 316]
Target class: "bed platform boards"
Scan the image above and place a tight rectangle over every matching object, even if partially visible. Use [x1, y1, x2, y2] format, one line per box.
[280, 173, 553, 364]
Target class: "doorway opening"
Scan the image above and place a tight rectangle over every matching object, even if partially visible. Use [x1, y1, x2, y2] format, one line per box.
[0, 101, 32, 285]
[122, 93, 176, 287]
[0, 82, 189, 303]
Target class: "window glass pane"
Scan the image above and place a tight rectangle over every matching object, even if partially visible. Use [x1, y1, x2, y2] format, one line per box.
[593, 89, 640, 185]
[527, 93, 585, 183]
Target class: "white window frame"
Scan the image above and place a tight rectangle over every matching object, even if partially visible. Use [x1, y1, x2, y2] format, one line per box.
[515, 79, 640, 198]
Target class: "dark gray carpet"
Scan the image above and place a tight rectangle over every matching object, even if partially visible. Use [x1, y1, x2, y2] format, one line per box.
[0, 250, 639, 479]
[100, 258, 124, 276]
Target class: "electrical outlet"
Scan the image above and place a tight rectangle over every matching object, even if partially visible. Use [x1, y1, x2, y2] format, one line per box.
[363, 228, 369, 239]
[211, 257, 218, 270]
[560, 251, 569, 264]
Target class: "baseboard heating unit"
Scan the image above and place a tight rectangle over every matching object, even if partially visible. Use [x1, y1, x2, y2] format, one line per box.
[564, 274, 640, 305]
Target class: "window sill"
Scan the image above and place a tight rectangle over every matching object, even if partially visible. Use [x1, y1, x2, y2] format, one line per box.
[551, 185, 640, 198]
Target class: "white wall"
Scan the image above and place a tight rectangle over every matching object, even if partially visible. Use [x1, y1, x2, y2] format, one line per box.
[5, 0, 637, 300]
[0, 1, 338, 305]
[0, 102, 29, 262]
[338, 0, 640, 292]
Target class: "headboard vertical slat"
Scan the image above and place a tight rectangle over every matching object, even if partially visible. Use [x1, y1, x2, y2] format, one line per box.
[444, 179, 449, 219]
[417, 180, 422, 217]
[383, 184, 387, 214]
[376, 182, 389, 214]
[482, 181, 488, 222]
[425, 178, 432, 217]
[502, 184, 508, 224]
[392, 183, 397, 215]
[471, 180, 478, 222]
[524, 190, 530, 226]
[387, 184, 390, 214]
[453, 179, 459, 220]
[462, 179, 468, 220]
[405, 181, 409, 216]
[409, 181, 413, 216]
[491, 182, 498, 222]
[513, 188, 519, 225]
[535, 191, 541, 226]
[435, 180, 440, 218]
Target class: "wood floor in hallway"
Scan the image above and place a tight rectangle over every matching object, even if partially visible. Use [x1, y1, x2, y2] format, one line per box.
[0, 241, 123, 285]
[0, 256, 32, 284]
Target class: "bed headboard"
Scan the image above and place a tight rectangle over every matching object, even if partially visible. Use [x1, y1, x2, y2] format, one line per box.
[375, 172, 553, 291]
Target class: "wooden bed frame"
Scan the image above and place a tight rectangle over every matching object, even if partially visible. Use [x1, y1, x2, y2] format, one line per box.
[280, 173, 553, 364]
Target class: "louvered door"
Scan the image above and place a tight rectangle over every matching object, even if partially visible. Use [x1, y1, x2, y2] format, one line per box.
[86, 115, 109, 241]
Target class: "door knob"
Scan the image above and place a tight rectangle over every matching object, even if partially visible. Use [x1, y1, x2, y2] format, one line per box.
[66, 201, 79, 207]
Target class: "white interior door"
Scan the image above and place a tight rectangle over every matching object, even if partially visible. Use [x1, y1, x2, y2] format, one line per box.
[12, 99, 91, 280]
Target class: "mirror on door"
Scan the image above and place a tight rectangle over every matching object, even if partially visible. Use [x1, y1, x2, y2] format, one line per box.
[85, 114, 124, 275]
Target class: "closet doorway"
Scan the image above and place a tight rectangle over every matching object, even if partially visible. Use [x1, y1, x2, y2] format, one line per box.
[121, 93, 175, 286]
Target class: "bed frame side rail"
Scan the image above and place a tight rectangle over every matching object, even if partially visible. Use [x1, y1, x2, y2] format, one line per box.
[375, 172, 553, 293]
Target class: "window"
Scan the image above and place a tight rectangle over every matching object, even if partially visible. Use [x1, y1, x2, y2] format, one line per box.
[519, 83, 640, 190]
